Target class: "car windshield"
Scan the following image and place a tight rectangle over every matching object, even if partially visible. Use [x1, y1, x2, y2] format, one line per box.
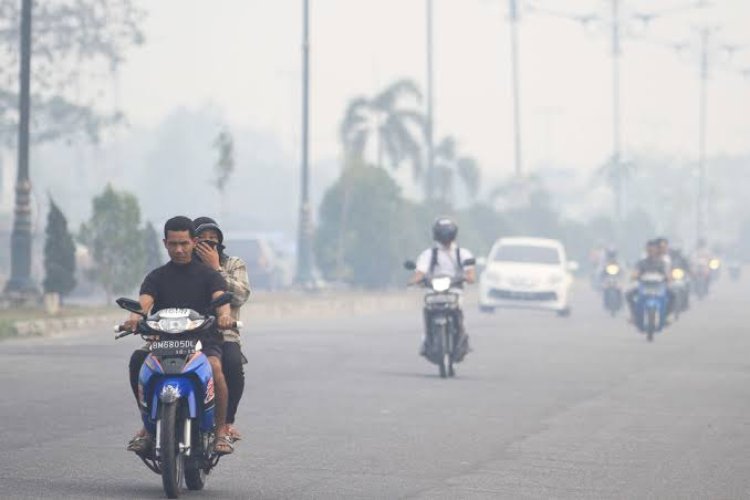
[493, 244, 561, 264]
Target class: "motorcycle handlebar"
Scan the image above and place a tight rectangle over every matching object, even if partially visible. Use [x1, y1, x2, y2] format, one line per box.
[113, 318, 242, 340]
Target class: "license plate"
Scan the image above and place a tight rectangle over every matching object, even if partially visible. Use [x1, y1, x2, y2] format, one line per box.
[150, 339, 196, 356]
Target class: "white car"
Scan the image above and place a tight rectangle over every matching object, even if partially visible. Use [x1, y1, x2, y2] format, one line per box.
[479, 237, 576, 316]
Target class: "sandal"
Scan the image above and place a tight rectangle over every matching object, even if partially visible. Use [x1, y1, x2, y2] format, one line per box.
[226, 424, 242, 442]
[127, 434, 153, 455]
[214, 435, 234, 455]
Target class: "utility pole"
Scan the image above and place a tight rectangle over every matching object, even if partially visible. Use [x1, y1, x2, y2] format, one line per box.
[425, 0, 435, 201]
[696, 27, 709, 243]
[5, 0, 37, 297]
[610, 0, 624, 227]
[508, 0, 523, 178]
[295, 0, 314, 287]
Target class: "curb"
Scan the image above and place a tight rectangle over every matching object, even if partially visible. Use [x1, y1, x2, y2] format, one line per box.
[4, 290, 429, 339]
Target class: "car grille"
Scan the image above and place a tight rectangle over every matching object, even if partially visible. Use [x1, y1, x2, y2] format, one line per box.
[489, 289, 557, 301]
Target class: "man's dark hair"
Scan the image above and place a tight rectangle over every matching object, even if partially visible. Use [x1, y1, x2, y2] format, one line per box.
[163, 216, 195, 238]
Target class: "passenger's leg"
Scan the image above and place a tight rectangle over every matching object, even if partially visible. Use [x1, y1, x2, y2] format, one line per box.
[222, 342, 245, 426]
[208, 355, 233, 454]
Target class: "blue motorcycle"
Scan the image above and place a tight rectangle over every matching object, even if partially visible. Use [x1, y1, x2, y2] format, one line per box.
[115, 293, 238, 499]
[634, 273, 668, 342]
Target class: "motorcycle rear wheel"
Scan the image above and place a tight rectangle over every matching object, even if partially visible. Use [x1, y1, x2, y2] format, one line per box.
[160, 402, 183, 499]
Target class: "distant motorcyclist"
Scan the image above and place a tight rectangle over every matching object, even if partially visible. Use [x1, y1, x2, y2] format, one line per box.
[597, 246, 623, 280]
[655, 237, 673, 275]
[409, 218, 475, 361]
[626, 239, 670, 322]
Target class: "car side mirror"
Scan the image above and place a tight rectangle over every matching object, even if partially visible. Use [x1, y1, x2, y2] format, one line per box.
[403, 260, 417, 271]
[462, 258, 476, 267]
[116, 297, 146, 317]
[475, 257, 487, 267]
[210, 292, 234, 309]
[567, 261, 580, 273]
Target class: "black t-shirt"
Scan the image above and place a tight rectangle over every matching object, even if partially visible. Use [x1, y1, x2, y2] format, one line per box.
[636, 257, 667, 276]
[140, 259, 227, 316]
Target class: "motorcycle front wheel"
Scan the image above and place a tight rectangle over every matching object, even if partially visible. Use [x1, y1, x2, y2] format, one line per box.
[160, 402, 184, 499]
[646, 309, 656, 342]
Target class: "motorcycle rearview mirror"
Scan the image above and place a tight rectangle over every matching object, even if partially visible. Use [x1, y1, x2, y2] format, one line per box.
[210, 292, 234, 309]
[403, 260, 417, 271]
[115, 298, 146, 317]
[462, 258, 476, 267]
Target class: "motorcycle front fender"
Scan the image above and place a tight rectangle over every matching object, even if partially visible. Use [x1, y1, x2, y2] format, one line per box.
[150, 376, 198, 422]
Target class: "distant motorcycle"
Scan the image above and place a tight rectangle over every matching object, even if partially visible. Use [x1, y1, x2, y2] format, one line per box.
[114, 293, 240, 499]
[601, 263, 623, 317]
[693, 259, 711, 299]
[404, 258, 475, 378]
[634, 273, 669, 342]
[670, 267, 690, 320]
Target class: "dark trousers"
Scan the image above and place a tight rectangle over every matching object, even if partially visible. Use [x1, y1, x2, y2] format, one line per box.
[128, 342, 246, 424]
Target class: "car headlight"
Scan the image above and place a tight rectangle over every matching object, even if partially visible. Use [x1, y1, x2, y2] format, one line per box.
[548, 273, 564, 285]
[709, 259, 720, 270]
[672, 268, 685, 280]
[605, 264, 620, 276]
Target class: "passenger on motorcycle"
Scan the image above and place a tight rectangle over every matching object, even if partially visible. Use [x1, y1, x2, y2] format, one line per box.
[123, 216, 236, 456]
[409, 218, 475, 362]
[192, 217, 250, 443]
[626, 240, 671, 322]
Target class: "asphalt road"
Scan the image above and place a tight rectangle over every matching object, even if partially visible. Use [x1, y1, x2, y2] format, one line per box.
[1, 279, 749, 499]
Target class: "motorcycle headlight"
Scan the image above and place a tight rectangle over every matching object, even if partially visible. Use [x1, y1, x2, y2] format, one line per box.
[147, 318, 205, 334]
[672, 268, 685, 280]
[431, 277, 452, 292]
[709, 259, 720, 270]
[605, 264, 620, 276]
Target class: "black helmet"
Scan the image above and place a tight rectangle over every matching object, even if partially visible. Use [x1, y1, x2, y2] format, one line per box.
[193, 216, 224, 244]
[432, 217, 458, 245]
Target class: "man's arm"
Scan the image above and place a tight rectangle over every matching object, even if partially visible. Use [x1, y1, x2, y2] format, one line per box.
[123, 294, 154, 332]
[464, 267, 477, 284]
[212, 290, 234, 329]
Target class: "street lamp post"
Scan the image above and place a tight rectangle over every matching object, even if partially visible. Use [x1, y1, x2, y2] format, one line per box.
[508, 0, 523, 178]
[425, 0, 435, 201]
[696, 27, 710, 242]
[295, 0, 314, 286]
[5, 0, 37, 297]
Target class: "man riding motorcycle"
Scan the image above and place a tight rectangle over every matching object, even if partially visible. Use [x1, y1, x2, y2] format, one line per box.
[409, 218, 475, 362]
[124, 216, 236, 456]
[626, 239, 671, 323]
[598, 247, 624, 313]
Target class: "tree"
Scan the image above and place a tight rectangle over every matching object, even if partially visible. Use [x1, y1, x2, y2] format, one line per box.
[79, 184, 145, 302]
[142, 221, 163, 274]
[43, 198, 76, 300]
[212, 128, 235, 221]
[0, 0, 145, 145]
[213, 129, 235, 192]
[315, 163, 415, 288]
[432, 136, 481, 204]
[339, 79, 425, 179]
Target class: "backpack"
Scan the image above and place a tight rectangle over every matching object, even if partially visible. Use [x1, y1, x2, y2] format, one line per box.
[429, 246, 463, 275]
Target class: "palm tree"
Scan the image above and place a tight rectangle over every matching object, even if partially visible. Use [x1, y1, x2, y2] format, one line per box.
[339, 79, 425, 180]
[432, 136, 481, 205]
